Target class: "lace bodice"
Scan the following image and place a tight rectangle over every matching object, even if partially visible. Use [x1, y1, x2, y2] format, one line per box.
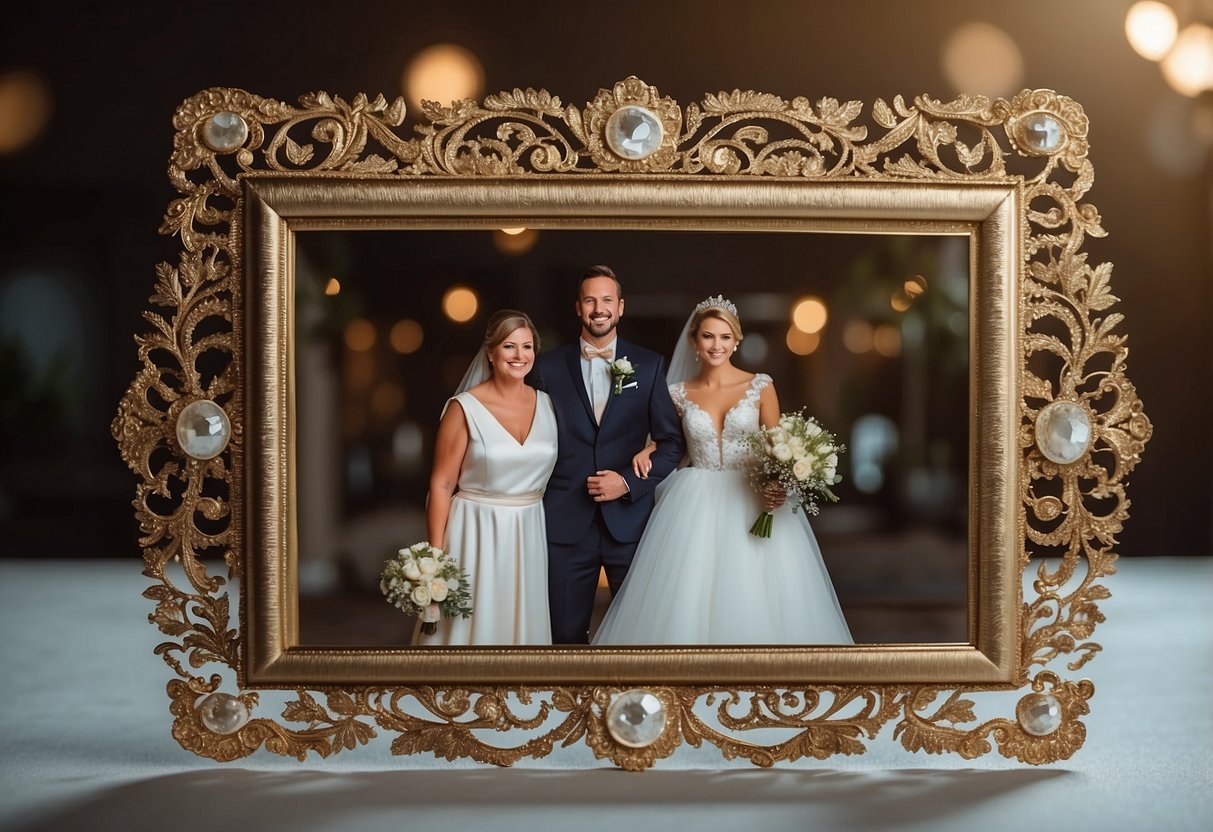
[670, 374, 771, 471]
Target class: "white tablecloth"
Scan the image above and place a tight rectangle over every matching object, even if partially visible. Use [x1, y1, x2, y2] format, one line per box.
[1, 558, 1210, 831]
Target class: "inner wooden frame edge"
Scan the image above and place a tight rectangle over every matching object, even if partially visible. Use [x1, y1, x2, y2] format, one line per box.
[242, 175, 1021, 687]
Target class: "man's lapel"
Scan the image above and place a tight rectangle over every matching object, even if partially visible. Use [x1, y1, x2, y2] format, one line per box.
[598, 338, 632, 427]
[563, 344, 597, 426]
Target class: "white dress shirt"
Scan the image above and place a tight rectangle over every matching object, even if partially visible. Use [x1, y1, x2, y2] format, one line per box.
[580, 337, 616, 423]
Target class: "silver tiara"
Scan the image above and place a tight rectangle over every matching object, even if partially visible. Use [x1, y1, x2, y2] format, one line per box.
[694, 294, 738, 317]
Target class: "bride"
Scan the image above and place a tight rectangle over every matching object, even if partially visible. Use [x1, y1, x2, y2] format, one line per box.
[591, 296, 853, 645]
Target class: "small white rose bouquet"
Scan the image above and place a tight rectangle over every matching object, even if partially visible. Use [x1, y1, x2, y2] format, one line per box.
[743, 410, 845, 538]
[609, 356, 636, 395]
[380, 542, 472, 635]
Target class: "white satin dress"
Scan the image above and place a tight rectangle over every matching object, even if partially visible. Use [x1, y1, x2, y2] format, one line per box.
[592, 374, 853, 645]
[417, 390, 557, 646]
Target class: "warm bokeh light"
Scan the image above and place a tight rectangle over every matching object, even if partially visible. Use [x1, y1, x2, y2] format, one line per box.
[941, 22, 1025, 98]
[403, 43, 485, 111]
[389, 319, 424, 354]
[1161, 23, 1213, 96]
[323, 277, 341, 296]
[442, 286, 479, 322]
[843, 319, 875, 354]
[492, 227, 539, 255]
[904, 275, 927, 297]
[1126, 1, 1179, 61]
[344, 351, 376, 394]
[891, 292, 912, 312]
[370, 381, 406, 422]
[874, 324, 903, 358]
[791, 296, 828, 333]
[0, 69, 53, 155]
[343, 318, 376, 351]
[786, 326, 821, 356]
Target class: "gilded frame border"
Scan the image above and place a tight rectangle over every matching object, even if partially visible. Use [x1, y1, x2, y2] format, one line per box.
[245, 176, 1019, 687]
[112, 78, 1152, 768]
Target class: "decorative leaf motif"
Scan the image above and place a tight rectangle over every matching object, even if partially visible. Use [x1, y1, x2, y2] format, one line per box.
[283, 691, 328, 725]
[703, 90, 788, 114]
[285, 137, 314, 166]
[816, 97, 863, 127]
[873, 98, 898, 129]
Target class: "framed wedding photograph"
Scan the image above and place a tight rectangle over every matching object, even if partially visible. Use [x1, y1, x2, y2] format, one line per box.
[113, 78, 1151, 768]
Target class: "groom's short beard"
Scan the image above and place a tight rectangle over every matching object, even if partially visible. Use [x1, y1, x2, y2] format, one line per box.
[586, 316, 618, 337]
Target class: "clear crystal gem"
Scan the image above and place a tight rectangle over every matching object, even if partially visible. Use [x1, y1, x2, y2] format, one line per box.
[198, 692, 249, 735]
[1017, 692, 1062, 736]
[1035, 401, 1091, 464]
[176, 399, 231, 460]
[201, 111, 249, 153]
[605, 689, 667, 748]
[1019, 112, 1064, 153]
[605, 105, 663, 160]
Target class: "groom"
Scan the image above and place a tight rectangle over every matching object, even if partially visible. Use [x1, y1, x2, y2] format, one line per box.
[530, 265, 685, 644]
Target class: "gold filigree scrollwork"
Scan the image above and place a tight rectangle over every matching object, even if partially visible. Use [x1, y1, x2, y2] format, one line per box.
[114, 78, 1149, 768]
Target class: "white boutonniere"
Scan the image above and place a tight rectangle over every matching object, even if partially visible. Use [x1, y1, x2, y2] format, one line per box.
[609, 357, 636, 395]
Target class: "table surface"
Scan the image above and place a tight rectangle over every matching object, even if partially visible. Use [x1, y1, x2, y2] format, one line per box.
[1, 557, 1210, 832]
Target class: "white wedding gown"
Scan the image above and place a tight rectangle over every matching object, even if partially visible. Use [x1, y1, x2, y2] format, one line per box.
[592, 375, 853, 645]
[416, 390, 557, 646]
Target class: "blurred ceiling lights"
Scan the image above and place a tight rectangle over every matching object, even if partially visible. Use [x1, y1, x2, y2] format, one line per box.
[1127, 1, 1213, 96]
[941, 22, 1024, 98]
[403, 43, 485, 114]
[389, 319, 424, 354]
[785, 326, 820, 356]
[0, 69, 53, 155]
[493, 227, 540, 255]
[791, 296, 828, 333]
[442, 286, 479, 322]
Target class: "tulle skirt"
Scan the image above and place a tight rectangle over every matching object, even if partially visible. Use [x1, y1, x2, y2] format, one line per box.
[592, 467, 852, 645]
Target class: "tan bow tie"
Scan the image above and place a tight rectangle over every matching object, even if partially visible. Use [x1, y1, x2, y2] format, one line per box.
[582, 345, 613, 361]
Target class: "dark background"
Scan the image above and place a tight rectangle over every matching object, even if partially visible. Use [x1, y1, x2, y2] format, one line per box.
[1, 0, 1208, 559]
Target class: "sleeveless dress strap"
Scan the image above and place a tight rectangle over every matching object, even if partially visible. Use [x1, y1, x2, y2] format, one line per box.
[746, 373, 772, 404]
[668, 382, 688, 416]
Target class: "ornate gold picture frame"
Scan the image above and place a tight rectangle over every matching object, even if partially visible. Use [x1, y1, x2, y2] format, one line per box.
[113, 78, 1151, 768]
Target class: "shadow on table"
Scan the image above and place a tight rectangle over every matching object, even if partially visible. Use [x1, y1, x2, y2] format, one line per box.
[12, 766, 1068, 832]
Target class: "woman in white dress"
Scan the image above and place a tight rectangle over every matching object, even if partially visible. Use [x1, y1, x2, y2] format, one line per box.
[592, 296, 852, 645]
[420, 310, 558, 645]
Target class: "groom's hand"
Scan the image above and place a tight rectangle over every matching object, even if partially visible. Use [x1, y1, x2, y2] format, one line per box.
[587, 470, 629, 502]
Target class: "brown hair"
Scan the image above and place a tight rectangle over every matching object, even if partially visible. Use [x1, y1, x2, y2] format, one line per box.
[484, 309, 540, 353]
[577, 264, 622, 298]
[690, 304, 743, 343]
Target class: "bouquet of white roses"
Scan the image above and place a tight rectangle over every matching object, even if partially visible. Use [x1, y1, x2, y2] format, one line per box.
[380, 542, 472, 634]
[743, 411, 844, 538]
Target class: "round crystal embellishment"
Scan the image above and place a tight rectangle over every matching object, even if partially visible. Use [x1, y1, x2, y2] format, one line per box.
[605, 105, 664, 160]
[201, 111, 249, 153]
[1017, 692, 1062, 736]
[1018, 112, 1064, 154]
[605, 689, 667, 748]
[176, 399, 231, 460]
[1035, 401, 1091, 464]
[198, 692, 249, 735]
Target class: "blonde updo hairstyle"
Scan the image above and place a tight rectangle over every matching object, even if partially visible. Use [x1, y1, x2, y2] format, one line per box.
[483, 309, 541, 356]
[689, 304, 743, 347]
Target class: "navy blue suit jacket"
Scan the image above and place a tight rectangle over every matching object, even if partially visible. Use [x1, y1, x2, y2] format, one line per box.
[531, 339, 685, 545]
